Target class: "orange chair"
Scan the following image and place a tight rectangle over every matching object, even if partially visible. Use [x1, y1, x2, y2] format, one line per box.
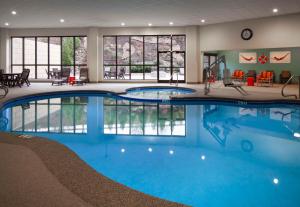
[231, 69, 245, 82]
[257, 71, 274, 86]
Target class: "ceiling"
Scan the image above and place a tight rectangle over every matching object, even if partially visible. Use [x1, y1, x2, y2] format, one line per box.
[0, 0, 300, 28]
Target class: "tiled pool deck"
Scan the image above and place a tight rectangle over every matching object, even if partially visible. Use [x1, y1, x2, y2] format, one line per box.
[1, 82, 299, 104]
[0, 82, 299, 207]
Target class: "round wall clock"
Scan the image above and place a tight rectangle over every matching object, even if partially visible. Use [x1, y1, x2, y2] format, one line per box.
[241, 28, 253, 40]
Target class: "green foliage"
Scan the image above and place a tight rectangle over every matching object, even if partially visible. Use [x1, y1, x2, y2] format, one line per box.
[130, 66, 153, 73]
[62, 37, 74, 65]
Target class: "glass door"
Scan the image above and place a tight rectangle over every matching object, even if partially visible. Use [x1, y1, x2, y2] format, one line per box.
[158, 51, 171, 81]
[158, 51, 185, 82]
[172, 51, 185, 81]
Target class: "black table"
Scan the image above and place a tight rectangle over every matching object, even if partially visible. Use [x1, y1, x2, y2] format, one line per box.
[1, 73, 22, 87]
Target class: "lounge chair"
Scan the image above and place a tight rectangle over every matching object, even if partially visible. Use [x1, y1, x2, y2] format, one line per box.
[223, 68, 248, 96]
[79, 68, 89, 83]
[18, 69, 31, 87]
[257, 71, 274, 86]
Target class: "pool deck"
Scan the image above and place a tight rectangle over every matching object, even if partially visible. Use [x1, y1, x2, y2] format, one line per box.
[1, 82, 299, 104]
[0, 82, 299, 207]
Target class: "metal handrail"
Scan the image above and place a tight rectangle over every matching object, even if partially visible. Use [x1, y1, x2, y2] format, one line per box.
[281, 75, 298, 99]
[204, 55, 227, 95]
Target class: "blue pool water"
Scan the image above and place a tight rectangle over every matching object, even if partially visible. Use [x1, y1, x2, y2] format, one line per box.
[120, 87, 195, 100]
[1, 93, 300, 207]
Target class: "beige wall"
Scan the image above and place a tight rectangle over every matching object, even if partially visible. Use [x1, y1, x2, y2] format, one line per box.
[0, 29, 9, 70]
[198, 13, 300, 81]
[199, 13, 300, 52]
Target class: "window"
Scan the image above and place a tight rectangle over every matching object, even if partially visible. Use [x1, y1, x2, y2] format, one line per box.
[11, 36, 87, 79]
[103, 35, 186, 82]
[103, 98, 186, 136]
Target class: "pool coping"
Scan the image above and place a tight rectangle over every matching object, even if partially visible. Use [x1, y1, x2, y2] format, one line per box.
[1, 88, 300, 109]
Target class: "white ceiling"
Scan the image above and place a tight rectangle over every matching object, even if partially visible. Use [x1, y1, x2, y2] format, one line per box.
[0, 0, 300, 28]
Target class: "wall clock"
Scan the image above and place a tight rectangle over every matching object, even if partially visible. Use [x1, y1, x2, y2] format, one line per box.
[241, 28, 253, 40]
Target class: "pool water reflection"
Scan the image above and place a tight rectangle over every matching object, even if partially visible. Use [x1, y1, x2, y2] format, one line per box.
[1, 95, 300, 207]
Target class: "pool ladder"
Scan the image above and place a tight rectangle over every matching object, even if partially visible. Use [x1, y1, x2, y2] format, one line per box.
[281, 75, 299, 99]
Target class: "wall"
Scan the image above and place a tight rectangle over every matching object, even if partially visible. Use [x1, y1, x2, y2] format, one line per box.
[1, 13, 300, 83]
[0, 28, 10, 70]
[198, 13, 300, 82]
[218, 47, 300, 82]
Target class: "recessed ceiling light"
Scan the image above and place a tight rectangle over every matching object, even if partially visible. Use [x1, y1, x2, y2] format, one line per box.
[11, 11, 17, 15]
[273, 8, 278, 13]
[60, 19, 65, 23]
[121, 22, 125, 26]
[4, 22, 9, 26]
[169, 22, 174, 26]
[148, 23, 152, 27]
[201, 19, 206, 23]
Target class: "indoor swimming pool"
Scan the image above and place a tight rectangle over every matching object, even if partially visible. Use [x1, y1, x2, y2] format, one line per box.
[1, 93, 300, 207]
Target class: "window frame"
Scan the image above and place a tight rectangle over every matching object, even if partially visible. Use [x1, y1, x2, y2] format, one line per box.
[103, 34, 186, 82]
[11, 36, 87, 79]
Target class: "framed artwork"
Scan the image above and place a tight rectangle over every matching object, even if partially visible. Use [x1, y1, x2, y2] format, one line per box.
[239, 52, 257, 64]
[270, 51, 291, 63]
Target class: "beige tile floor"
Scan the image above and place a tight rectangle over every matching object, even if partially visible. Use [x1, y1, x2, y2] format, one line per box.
[1, 82, 299, 104]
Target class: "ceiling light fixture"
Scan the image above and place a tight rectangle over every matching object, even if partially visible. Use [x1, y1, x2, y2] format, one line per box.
[201, 19, 206, 23]
[60, 19, 65, 23]
[273, 8, 278, 13]
[11, 11, 17, 15]
[121, 22, 125, 26]
[4, 22, 9, 26]
[169, 22, 174, 26]
[148, 23, 152, 27]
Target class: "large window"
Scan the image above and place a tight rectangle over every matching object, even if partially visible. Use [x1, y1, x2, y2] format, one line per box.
[103, 35, 185, 82]
[11, 36, 87, 79]
[103, 98, 186, 136]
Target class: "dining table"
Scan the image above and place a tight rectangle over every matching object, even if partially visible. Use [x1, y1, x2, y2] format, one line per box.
[1, 73, 22, 87]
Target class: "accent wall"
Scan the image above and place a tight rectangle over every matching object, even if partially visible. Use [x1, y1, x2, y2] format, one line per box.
[218, 47, 300, 83]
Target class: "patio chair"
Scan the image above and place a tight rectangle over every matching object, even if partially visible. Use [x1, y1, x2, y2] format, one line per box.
[51, 68, 70, 85]
[257, 71, 274, 87]
[79, 68, 89, 83]
[280, 70, 291, 84]
[117, 68, 126, 79]
[18, 69, 31, 87]
[231, 69, 245, 82]
[223, 68, 248, 96]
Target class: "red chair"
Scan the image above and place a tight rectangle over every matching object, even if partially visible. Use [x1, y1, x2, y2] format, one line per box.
[231, 69, 245, 82]
[257, 71, 274, 86]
